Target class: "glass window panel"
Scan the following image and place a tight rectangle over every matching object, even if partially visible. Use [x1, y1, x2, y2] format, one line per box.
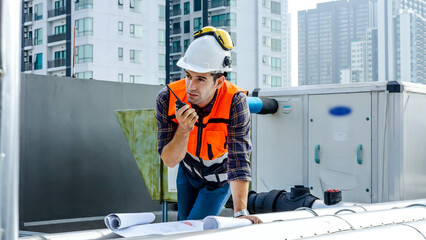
[184, 2, 190, 14]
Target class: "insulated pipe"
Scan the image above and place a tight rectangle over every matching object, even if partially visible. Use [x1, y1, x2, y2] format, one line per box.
[146, 206, 426, 240]
[247, 97, 278, 114]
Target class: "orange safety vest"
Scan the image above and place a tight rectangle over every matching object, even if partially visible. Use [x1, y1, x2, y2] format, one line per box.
[168, 79, 247, 186]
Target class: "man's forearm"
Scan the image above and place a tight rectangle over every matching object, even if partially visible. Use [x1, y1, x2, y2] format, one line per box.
[161, 126, 190, 168]
[230, 180, 249, 212]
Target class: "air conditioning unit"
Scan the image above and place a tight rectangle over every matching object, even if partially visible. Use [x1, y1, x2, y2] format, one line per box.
[24, 52, 28, 57]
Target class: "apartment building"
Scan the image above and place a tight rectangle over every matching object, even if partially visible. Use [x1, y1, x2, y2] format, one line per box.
[298, 0, 377, 85]
[378, 0, 425, 83]
[166, 0, 291, 91]
[21, 0, 166, 85]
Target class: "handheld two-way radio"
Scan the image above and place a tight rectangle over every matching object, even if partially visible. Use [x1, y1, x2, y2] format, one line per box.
[167, 85, 187, 110]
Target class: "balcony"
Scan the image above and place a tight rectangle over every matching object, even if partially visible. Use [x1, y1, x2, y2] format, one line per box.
[170, 66, 181, 72]
[170, 27, 181, 35]
[24, 13, 33, 23]
[48, 7, 66, 18]
[48, 58, 66, 68]
[23, 62, 33, 71]
[24, 38, 33, 48]
[170, 8, 181, 17]
[210, 0, 231, 9]
[48, 33, 66, 43]
[170, 46, 181, 54]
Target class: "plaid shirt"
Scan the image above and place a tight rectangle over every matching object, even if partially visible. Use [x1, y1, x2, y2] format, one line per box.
[155, 86, 252, 182]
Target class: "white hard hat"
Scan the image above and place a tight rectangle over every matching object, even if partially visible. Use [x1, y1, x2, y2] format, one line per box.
[177, 35, 232, 73]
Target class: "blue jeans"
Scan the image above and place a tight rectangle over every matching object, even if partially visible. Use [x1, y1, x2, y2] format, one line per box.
[176, 165, 231, 220]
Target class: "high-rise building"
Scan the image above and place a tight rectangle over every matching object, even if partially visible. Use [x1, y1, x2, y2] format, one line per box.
[298, 0, 377, 86]
[349, 27, 378, 83]
[21, 0, 166, 85]
[166, 0, 291, 91]
[379, 0, 425, 84]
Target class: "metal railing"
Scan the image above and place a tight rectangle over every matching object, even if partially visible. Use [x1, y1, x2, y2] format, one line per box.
[171, 27, 181, 35]
[24, 38, 33, 47]
[48, 58, 66, 68]
[170, 46, 181, 54]
[48, 33, 66, 43]
[170, 8, 181, 16]
[48, 6, 66, 18]
[211, 0, 231, 8]
[24, 13, 33, 22]
[23, 62, 33, 71]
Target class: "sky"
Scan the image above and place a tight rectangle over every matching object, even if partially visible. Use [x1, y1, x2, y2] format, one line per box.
[288, 0, 335, 86]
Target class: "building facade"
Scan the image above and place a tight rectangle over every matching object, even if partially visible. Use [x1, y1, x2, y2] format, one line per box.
[167, 0, 291, 91]
[298, 0, 377, 86]
[378, 0, 425, 84]
[21, 0, 166, 85]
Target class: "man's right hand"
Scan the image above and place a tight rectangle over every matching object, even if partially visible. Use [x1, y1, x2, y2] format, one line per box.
[175, 104, 198, 132]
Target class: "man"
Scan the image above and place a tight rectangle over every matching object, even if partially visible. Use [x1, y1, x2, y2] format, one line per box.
[156, 26, 261, 223]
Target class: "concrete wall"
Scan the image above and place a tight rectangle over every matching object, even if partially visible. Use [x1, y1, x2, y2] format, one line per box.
[19, 74, 163, 229]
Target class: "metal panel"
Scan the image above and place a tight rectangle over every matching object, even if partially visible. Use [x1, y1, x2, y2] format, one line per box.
[402, 92, 426, 199]
[19, 74, 163, 228]
[255, 96, 305, 192]
[308, 92, 372, 203]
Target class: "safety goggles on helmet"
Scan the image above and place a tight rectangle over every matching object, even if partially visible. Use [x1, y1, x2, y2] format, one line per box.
[193, 26, 234, 51]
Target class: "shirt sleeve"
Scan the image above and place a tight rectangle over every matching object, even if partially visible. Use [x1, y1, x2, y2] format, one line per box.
[227, 92, 252, 182]
[155, 87, 177, 156]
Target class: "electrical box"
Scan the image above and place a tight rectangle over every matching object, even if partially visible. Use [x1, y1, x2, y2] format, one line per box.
[252, 81, 426, 203]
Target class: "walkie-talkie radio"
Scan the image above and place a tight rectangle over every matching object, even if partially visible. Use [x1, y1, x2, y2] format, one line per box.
[167, 85, 187, 110]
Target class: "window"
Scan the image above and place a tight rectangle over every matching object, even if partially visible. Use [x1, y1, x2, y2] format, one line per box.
[172, 41, 181, 53]
[271, 57, 281, 71]
[55, 0, 65, 9]
[184, 39, 190, 52]
[34, 53, 43, 70]
[184, 2, 190, 14]
[130, 75, 142, 83]
[184, 21, 190, 33]
[172, 22, 181, 34]
[130, 0, 142, 12]
[158, 29, 165, 46]
[118, 0, 123, 9]
[75, 44, 93, 63]
[34, 28, 43, 45]
[54, 25, 66, 35]
[130, 50, 142, 63]
[158, 78, 166, 85]
[194, 0, 201, 11]
[271, 76, 281, 87]
[34, 3, 43, 20]
[118, 47, 123, 61]
[271, 20, 281, 33]
[226, 72, 237, 84]
[271, 39, 281, 52]
[271, 1, 281, 14]
[118, 73, 123, 82]
[75, 0, 93, 10]
[158, 5, 165, 21]
[231, 52, 237, 66]
[158, 54, 165, 71]
[54, 50, 66, 60]
[211, 13, 236, 27]
[75, 71, 93, 79]
[75, 17, 93, 37]
[130, 24, 142, 38]
[193, 17, 201, 31]
[118, 21, 123, 35]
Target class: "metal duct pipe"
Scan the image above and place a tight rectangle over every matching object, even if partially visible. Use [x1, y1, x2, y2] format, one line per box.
[247, 185, 319, 214]
[1, 0, 21, 239]
[247, 97, 278, 114]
